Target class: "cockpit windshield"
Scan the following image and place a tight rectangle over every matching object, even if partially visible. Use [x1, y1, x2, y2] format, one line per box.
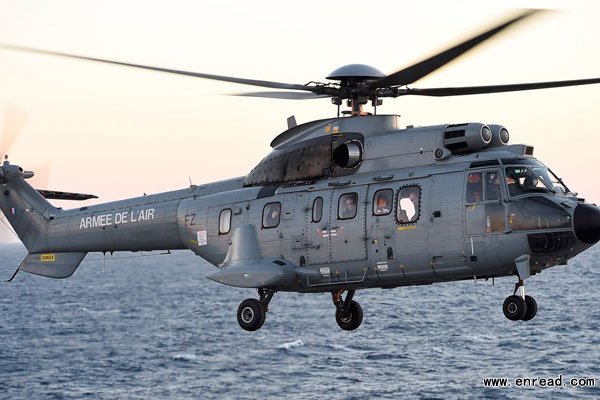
[504, 166, 570, 197]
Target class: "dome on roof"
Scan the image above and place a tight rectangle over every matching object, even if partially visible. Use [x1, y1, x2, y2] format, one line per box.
[326, 64, 386, 80]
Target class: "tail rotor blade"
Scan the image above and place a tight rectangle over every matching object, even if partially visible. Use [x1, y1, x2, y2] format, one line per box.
[0, 103, 28, 156]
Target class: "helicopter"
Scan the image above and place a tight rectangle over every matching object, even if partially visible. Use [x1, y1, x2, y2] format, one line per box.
[1, 9, 600, 331]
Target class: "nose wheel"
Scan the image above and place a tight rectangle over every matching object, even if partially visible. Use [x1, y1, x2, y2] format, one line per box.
[332, 289, 363, 331]
[502, 280, 538, 321]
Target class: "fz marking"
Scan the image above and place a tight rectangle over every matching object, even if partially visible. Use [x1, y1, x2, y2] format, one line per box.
[184, 213, 196, 227]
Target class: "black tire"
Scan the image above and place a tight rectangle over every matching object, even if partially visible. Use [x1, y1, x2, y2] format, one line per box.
[237, 299, 266, 331]
[521, 295, 538, 321]
[335, 300, 363, 331]
[503, 295, 527, 321]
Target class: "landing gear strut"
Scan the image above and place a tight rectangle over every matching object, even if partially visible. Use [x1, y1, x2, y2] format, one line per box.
[332, 289, 363, 331]
[237, 288, 275, 331]
[502, 279, 538, 321]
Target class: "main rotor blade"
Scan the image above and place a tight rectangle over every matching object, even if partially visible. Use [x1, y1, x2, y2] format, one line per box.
[0, 43, 314, 92]
[398, 78, 600, 97]
[1, 103, 28, 156]
[233, 91, 330, 100]
[369, 9, 542, 90]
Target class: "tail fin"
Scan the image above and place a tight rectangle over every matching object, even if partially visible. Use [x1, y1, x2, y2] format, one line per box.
[0, 159, 57, 253]
[1, 159, 91, 280]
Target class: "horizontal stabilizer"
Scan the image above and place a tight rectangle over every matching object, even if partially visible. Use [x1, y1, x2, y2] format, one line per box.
[37, 189, 98, 201]
[15, 252, 87, 279]
[208, 259, 296, 288]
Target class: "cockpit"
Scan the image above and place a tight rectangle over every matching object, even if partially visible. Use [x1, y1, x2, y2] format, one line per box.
[466, 158, 575, 234]
[468, 158, 573, 199]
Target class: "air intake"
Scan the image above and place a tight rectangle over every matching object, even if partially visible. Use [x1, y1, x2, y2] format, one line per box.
[443, 123, 492, 154]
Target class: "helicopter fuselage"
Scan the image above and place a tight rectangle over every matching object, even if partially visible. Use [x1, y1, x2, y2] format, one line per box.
[5, 115, 596, 295]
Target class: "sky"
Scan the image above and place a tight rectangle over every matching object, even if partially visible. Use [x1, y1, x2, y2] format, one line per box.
[0, 0, 599, 242]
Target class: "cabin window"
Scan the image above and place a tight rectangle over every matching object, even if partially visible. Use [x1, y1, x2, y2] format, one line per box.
[397, 186, 420, 223]
[262, 202, 281, 228]
[312, 197, 323, 223]
[338, 193, 358, 220]
[373, 189, 393, 216]
[466, 172, 483, 203]
[219, 208, 232, 234]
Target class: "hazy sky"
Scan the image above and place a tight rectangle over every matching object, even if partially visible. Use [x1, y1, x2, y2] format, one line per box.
[0, 0, 599, 241]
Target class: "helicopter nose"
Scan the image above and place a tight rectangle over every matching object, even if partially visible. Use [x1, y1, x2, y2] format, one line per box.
[573, 204, 600, 244]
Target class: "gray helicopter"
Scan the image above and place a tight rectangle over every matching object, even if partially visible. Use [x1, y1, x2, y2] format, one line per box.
[1, 10, 600, 331]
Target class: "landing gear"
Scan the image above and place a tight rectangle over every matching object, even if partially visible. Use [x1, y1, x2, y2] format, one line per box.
[502, 279, 538, 322]
[503, 295, 526, 321]
[522, 295, 538, 321]
[332, 289, 363, 331]
[237, 288, 275, 331]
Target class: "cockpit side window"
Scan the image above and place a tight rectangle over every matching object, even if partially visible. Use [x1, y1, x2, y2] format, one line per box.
[466, 172, 483, 203]
[509, 196, 571, 231]
[396, 186, 420, 224]
[486, 172, 502, 201]
[505, 166, 554, 197]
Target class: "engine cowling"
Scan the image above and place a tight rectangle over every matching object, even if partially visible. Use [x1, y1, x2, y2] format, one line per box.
[488, 124, 510, 147]
[443, 123, 492, 154]
[332, 140, 363, 168]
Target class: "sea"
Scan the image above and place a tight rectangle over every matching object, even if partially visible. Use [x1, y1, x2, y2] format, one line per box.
[0, 242, 598, 400]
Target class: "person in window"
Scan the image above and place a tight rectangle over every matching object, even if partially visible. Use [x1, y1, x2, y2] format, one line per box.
[523, 175, 539, 189]
[486, 173, 502, 201]
[408, 189, 419, 212]
[375, 195, 390, 215]
[466, 173, 482, 203]
[341, 196, 356, 219]
[506, 172, 521, 197]
[264, 204, 280, 227]
[398, 187, 419, 223]
[398, 208, 409, 223]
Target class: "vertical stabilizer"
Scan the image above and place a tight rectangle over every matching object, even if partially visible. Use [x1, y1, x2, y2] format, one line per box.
[0, 160, 57, 252]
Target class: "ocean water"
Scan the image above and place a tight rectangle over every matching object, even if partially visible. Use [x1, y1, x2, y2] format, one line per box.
[0, 243, 598, 400]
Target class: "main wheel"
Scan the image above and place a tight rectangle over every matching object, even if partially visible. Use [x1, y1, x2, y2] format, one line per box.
[503, 295, 527, 321]
[237, 299, 266, 331]
[521, 295, 538, 321]
[335, 300, 363, 331]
